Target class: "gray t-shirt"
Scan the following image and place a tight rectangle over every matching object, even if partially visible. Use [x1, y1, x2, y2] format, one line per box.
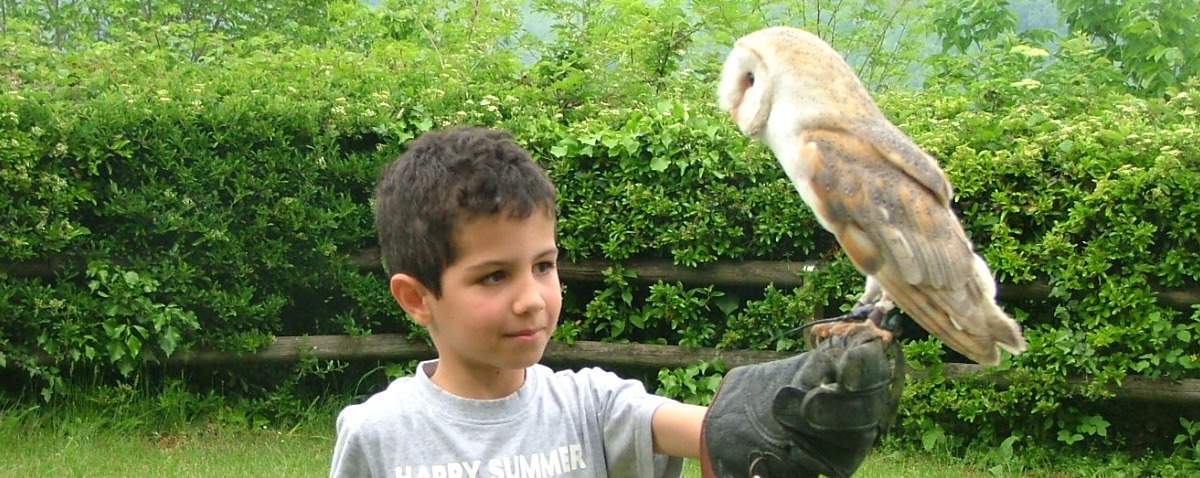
[330, 360, 685, 478]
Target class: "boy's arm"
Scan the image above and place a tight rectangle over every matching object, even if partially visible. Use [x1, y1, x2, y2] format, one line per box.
[651, 401, 707, 457]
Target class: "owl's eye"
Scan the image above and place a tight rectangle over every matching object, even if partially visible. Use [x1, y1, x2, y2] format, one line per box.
[746, 72, 755, 86]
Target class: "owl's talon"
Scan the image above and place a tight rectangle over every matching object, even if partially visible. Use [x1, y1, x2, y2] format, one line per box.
[847, 302, 875, 320]
[808, 317, 894, 346]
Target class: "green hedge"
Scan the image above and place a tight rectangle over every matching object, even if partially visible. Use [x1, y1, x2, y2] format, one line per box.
[2, 25, 1198, 455]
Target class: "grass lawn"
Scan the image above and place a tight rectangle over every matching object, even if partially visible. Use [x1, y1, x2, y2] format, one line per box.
[0, 421, 332, 477]
[0, 402, 1191, 478]
[0, 417, 1020, 478]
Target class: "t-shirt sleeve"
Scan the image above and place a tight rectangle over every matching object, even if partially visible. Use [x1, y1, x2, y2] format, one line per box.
[329, 405, 372, 478]
[579, 368, 686, 478]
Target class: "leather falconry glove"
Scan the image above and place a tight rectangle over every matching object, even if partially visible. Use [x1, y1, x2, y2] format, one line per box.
[700, 322, 903, 478]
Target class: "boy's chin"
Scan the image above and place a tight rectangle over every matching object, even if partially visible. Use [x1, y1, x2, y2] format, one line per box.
[506, 339, 552, 368]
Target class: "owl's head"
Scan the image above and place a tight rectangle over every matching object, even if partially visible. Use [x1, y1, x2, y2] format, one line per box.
[717, 27, 872, 140]
[716, 40, 771, 138]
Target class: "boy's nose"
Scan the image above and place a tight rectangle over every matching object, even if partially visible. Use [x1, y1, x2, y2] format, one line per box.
[512, 274, 547, 315]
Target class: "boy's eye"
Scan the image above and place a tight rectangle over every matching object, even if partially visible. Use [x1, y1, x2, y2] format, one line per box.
[480, 271, 507, 284]
[535, 261, 557, 274]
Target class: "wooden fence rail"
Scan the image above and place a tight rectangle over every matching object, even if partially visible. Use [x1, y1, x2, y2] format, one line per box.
[9, 252, 1200, 404]
[159, 334, 1200, 405]
[355, 250, 1200, 310]
[7, 250, 1200, 309]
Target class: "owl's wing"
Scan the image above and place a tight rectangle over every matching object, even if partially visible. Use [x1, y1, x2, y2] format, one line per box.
[793, 128, 1019, 364]
[853, 119, 954, 208]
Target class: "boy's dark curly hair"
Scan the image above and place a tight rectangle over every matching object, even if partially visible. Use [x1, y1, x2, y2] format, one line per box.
[374, 125, 557, 296]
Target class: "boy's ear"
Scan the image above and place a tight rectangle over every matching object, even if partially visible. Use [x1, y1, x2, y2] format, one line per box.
[390, 273, 434, 326]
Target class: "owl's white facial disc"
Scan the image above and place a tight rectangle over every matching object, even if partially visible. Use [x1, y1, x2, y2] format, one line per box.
[717, 45, 771, 138]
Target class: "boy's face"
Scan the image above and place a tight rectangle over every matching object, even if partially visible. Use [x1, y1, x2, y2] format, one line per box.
[422, 210, 561, 376]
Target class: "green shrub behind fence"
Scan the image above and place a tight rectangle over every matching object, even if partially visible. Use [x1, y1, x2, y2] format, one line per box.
[2, 2, 1198, 457]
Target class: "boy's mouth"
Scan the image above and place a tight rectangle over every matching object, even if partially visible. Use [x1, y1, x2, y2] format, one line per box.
[505, 328, 544, 339]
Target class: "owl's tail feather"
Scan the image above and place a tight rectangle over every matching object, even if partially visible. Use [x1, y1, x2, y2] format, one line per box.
[875, 275, 1026, 366]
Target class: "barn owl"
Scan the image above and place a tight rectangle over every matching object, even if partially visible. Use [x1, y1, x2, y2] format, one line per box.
[717, 26, 1027, 365]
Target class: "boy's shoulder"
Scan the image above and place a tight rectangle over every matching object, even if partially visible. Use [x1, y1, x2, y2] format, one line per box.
[335, 374, 422, 425]
[336, 362, 671, 433]
[339, 363, 657, 412]
[539, 364, 674, 410]
[541, 364, 640, 392]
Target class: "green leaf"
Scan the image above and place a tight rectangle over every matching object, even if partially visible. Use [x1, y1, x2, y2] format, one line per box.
[601, 136, 620, 149]
[107, 342, 126, 362]
[649, 156, 669, 172]
[1057, 430, 1083, 444]
[714, 295, 740, 315]
[415, 117, 433, 132]
[102, 320, 125, 338]
[921, 427, 945, 451]
[127, 335, 143, 357]
[159, 331, 181, 357]
[117, 360, 135, 376]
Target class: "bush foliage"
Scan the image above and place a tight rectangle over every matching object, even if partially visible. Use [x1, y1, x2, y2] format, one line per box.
[2, 0, 1198, 465]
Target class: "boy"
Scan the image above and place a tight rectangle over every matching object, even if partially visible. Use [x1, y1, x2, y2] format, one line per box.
[330, 125, 898, 478]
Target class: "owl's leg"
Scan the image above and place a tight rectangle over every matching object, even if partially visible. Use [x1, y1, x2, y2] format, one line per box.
[856, 275, 893, 310]
[808, 277, 895, 344]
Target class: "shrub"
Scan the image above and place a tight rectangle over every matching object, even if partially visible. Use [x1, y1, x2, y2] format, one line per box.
[1, 0, 1197, 461]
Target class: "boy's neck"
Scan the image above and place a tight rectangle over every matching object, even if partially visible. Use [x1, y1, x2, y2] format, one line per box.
[426, 360, 528, 400]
